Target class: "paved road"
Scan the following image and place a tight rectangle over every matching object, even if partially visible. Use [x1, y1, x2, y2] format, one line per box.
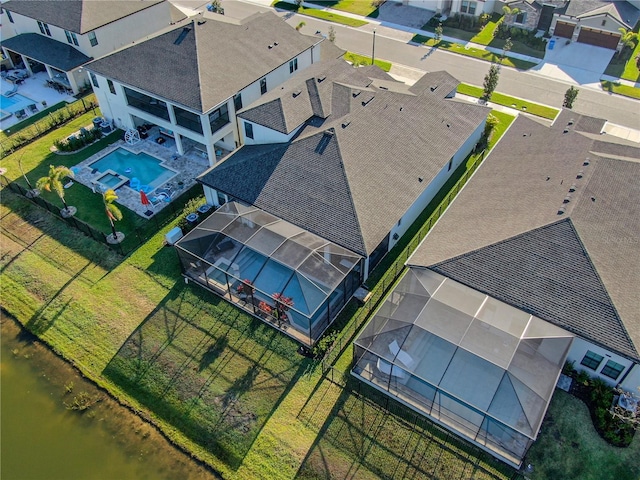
[175, 0, 640, 129]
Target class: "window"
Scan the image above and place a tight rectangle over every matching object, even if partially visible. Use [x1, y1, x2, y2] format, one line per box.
[244, 122, 254, 140]
[65, 30, 79, 46]
[289, 58, 298, 74]
[601, 360, 624, 380]
[580, 350, 604, 370]
[88, 31, 98, 47]
[260, 78, 267, 95]
[175, 105, 203, 134]
[89, 72, 99, 88]
[6, 10, 14, 23]
[38, 21, 51, 36]
[601, 19, 606, 26]
[515, 12, 527, 24]
[233, 93, 243, 112]
[460, 1, 477, 15]
[107, 79, 116, 95]
[208, 103, 229, 133]
[124, 87, 170, 120]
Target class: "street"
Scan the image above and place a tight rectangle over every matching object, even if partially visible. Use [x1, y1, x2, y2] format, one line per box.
[172, 0, 639, 130]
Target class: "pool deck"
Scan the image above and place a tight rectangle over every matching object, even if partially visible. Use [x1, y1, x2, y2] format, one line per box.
[72, 134, 211, 218]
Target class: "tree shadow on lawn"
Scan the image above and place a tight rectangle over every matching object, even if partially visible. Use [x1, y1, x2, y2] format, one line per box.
[295, 377, 514, 480]
[103, 281, 313, 470]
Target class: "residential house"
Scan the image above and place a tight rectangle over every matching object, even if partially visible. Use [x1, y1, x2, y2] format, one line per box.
[398, 0, 497, 17]
[184, 59, 489, 345]
[0, 0, 185, 94]
[549, 0, 640, 49]
[502, 0, 568, 32]
[86, 12, 324, 164]
[352, 111, 640, 467]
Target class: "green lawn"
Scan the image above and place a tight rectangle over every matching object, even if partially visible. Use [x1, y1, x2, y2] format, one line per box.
[470, 14, 502, 45]
[304, 0, 380, 18]
[412, 36, 537, 70]
[272, 2, 367, 27]
[344, 51, 392, 71]
[604, 42, 640, 82]
[601, 80, 640, 99]
[457, 83, 560, 119]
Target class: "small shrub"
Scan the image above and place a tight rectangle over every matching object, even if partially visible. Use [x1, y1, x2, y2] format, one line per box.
[64, 391, 100, 411]
[576, 369, 591, 386]
[563, 359, 576, 376]
[313, 330, 339, 358]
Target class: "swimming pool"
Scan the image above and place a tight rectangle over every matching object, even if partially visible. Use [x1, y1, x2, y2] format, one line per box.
[90, 148, 176, 190]
[0, 93, 36, 113]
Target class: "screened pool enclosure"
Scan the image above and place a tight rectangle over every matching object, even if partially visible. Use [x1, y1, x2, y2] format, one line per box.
[352, 268, 573, 467]
[175, 202, 362, 345]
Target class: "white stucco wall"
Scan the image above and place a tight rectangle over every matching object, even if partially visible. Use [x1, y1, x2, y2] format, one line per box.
[620, 364, 640, 393]
[387, 119, 485, 251]
[566, 337, 636, 388]
[240, 119, 301, 145]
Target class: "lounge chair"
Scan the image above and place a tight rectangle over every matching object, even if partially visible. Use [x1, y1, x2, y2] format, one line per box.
[63, 180, 74, 189]
[389, 340, 415, 369]
[15, 109, 27, 120]
[5, 83, 19, 97]
[28, 104, 38, 114]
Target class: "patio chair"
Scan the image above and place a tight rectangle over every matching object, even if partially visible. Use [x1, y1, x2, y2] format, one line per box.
[15, 109, 27, 120]
[28, 104, 38, 114]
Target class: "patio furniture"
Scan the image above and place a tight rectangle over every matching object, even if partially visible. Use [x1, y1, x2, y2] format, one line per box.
[63, 180, 74, 189]
[139, 184, 153, 194]
[15, 109, 27, 120]
[212, 238, 234, 254]
[389, 340, 415, 369]
[28, 104, 38, 114]
[5, 83, 18, 97]
[377, 358, 407, 380]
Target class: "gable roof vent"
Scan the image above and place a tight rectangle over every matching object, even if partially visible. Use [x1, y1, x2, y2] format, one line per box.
[315, 129, 334, 154]
[292, 89, 302, 98]
[317, 75, 326, 83]
[174, 27, 191, 45]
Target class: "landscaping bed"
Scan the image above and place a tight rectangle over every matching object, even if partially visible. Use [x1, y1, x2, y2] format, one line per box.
[601, 80, 640, 100]
[344, 51, 392, 71]
[272, 2, 367, 27]
[457, 83, 560, 119]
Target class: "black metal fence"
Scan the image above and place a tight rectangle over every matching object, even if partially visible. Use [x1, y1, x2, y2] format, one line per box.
[2, 178, 201, 256]
[321, 152, 485, 373]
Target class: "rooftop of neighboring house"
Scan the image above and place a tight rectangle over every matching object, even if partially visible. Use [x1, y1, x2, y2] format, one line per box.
[505, 0, 568, 12]
[564, 0, 640, 28]
[1, 33, 92, 70]
[87, 12, 322, 113]
[2, 0, 177, 34]
[199, 59, 490, 257]
[408, 112, 640, 362]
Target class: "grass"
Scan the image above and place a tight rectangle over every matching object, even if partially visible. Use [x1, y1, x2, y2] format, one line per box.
[525, 391, 640, 480]
[304, 0, 380, 18]
[1, 109, 633, 480]
[272, 2, 368, 27]
[457, 83, 560, 119]
[470, 14, 503, 45]
[411, 36, 537, 70]
[601, 80, 640, 99]
[343, 51, 392, 71]
[604, 42, 640, 82]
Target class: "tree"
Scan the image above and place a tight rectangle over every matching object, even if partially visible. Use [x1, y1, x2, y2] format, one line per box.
[563, 85, 579, 109]
[480, 113, 500, 148]
[500, 37, 513, 63]
[328, 25, 336, 43]
[36, 165, 75, 215]
[434, 23, 443, 44]
[618, 28, 638, 55]
[502, 5, 520, 23]
[482, 64, 500, 101]
[102, 189, 123, 242]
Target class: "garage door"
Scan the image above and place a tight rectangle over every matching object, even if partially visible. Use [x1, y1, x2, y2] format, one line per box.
[577, 27, 620, 49]
[554, 21, 575, 38]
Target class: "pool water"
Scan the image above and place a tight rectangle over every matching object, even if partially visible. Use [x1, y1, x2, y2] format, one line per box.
[0, 93, 36, 113]
[90, 148, 176, 189]
[98, 172, 126, 189]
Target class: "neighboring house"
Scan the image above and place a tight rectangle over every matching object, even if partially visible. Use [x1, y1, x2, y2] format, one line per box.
[86, 12, 324, 165]
[502, 0, 568, 32]
[198, 59, 489, 280]
[397, 0, 496, 16]
[549, 0, 640, 49]
[352, 111, 640, 467]
[182, 59, 488, 345]
[0, 0, 184, 94]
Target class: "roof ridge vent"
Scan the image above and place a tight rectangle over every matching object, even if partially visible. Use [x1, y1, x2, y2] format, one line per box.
[379, 85, 388, 90]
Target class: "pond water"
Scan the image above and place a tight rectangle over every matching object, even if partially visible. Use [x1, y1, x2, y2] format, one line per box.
[0, 317, 219, 480]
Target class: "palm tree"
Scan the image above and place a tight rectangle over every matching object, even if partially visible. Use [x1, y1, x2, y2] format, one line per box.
[502, 4, 520, 23]
[36, 165, 74, 215]
[102, 189, 123, 242]
[618, 28, 638, 55]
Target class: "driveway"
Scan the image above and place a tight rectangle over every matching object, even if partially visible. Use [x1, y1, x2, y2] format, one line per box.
[375, 1, 435, 30]
[531, 39, 615, 85]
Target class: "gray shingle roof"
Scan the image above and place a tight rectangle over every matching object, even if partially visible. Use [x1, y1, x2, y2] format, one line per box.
[409, 113, 640, 361]
[3, 0, 165, 34]
[201, 63, 489, 256]
[1, 33, 92, 71]
[565, 0, 640, 27]
[87, 12, 320, 112]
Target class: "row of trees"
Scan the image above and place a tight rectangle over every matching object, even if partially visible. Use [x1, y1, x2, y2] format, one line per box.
[31, 164, 124, 242]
